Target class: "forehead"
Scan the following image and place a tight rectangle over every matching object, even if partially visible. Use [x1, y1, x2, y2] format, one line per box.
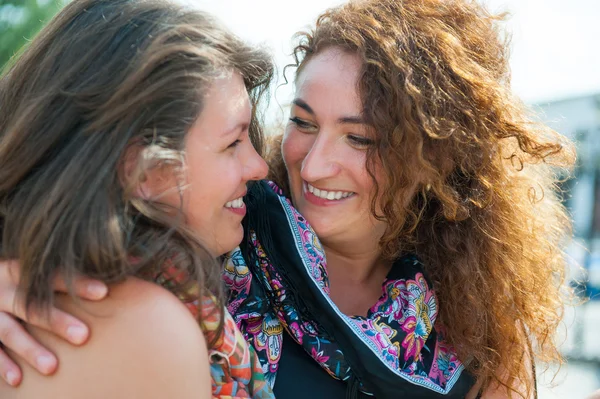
[185, 72, 251, 145]
[295, 48, 363, 113]
[191, 72, 251, 136]
[205, 72, 250, 118]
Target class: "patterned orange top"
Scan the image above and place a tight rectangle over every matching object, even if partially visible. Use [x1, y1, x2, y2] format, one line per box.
[156, 266, 274, 399]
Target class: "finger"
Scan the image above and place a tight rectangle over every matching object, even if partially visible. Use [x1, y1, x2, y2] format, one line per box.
[23, 307, 89, 346]
[0, 290, 89, 346]
[0, 348, 22, 387]
[0, 259, 107, 301]
[0, 312, 57, 376]
[51, 274, 107, 301]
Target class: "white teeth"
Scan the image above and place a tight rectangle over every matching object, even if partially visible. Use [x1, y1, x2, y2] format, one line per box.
[225, 197, 244, 209]
[305, 183, 353, 201]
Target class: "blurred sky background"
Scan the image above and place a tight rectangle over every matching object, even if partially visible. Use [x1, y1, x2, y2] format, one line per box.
[182, 0, 600, 125]
[1, 0, 599, 397]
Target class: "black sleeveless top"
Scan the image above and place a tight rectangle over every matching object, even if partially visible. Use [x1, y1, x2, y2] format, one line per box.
[273, 331, 371, 399]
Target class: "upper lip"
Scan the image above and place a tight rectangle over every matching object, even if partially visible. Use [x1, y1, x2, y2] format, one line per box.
[304, 181, 353, 193]
[227, 190, 247, 202]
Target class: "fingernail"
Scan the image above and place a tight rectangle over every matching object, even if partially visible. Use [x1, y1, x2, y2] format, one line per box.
[5, 370, 18, 386]
[36, 355, 55, 374]
[87, 282, 107, 299]
[66, 324, 87, 344]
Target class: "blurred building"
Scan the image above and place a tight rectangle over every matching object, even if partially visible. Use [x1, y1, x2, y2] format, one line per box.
[535, 95, 600, 381]
[537, 94, 600, 293]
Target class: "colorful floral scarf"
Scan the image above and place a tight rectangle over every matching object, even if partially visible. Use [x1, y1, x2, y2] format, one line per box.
[223, 180, 475, 398]
[157, 266, 274, 399]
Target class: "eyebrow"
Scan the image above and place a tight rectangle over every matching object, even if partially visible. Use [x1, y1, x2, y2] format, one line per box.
[338, 116, 366, 125]
[292, 98, 366, 125]
[222, 122, 249, 137]
[292, 98, 314, 115]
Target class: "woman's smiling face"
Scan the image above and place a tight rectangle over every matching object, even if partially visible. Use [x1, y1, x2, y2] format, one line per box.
[282, 47, 387, 248]
[144, 72, 268, 256]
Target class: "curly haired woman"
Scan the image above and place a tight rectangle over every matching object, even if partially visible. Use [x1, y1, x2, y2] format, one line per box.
[0, 0, 575, 398]
[252, 1, 574, 397]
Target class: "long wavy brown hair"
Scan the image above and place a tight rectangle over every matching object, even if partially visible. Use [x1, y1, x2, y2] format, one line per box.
[0, 0, 272, 344]
[268, 0, 575, 395]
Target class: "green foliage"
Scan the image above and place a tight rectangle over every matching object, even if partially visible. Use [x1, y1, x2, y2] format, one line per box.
[0, 0, 66, 70]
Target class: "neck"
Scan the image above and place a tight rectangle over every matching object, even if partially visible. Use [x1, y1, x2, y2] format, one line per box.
[323, 240, 386, 284]
[322, 237, 392, 317]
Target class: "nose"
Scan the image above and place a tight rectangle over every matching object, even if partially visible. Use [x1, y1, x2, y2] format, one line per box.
[300, 131, 340, 183]
[243, 142, 269, 182]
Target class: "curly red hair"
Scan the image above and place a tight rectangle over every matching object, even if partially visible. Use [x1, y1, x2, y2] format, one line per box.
[268, 0, 576, 396]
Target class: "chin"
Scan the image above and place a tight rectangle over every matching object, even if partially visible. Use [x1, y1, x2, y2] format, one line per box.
[300, 206, 338, 227]
[223, 224, 244, 254]
[306, 219, 336, 240]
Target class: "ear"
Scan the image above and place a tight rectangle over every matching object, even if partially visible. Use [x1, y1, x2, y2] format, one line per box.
[121, 143, 183, 202]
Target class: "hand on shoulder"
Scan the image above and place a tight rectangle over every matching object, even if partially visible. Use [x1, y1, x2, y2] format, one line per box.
[0, 277, 211, 399]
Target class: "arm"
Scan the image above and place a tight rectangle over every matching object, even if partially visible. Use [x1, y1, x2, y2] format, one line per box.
[466, 347, 536, 399]
[0, 277, 211, 399]
[0, 259, 108, 385]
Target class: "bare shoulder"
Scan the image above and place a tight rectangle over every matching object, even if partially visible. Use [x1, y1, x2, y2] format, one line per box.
[587, 390, 600, 399]
[0, 277, 211, 399]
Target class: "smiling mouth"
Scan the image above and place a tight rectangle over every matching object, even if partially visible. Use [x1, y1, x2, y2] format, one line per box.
[224, 196, 246, 216]
[304, 182, 355, 201]
[225, 197, 244, 209]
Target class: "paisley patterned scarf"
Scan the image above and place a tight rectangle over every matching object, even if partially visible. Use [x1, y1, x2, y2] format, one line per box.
[223, 180, 475, 398]
[157, 265, 274, 399]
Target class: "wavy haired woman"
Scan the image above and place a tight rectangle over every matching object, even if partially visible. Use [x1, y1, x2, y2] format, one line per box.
[0, 0, 274, 398]
[0, 0, 575, 398]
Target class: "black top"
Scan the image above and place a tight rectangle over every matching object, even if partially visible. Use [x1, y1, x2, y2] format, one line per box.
[273, 330, 371, 399]
[242, 181, 476, 398]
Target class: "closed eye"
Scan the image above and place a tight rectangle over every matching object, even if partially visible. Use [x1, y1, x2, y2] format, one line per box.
[289, 116, 317, 132]
[347, 134, 375, 148]
[227, 139, 242, 149]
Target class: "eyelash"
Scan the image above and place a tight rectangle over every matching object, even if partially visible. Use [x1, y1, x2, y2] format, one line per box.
[289, 116, 313, 129]
[348, 135, 375, 147]
[228, 139, 242, 149]
[290, 116, 374, 148]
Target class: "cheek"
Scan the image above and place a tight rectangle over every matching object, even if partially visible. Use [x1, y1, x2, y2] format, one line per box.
[282, 128, 309, 169]
[352, 154, 383, 205]
[211, 160, 242, 197]
[281, 129, 296, 167]
[347, 151, 372, 186]
[184, 160, 232, 213]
